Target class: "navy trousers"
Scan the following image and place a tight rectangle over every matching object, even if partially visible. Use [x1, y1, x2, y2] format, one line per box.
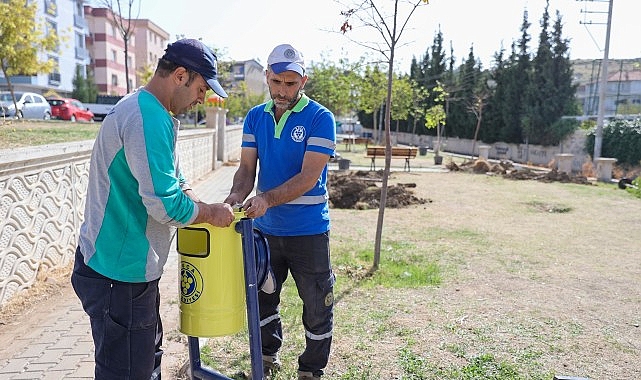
[71, 248, 163, 380]
[259, 232, 335, 378]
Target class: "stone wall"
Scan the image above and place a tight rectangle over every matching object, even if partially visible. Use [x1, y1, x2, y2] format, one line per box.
[0, 126, 242, 306]
[393, 129, 590, 172]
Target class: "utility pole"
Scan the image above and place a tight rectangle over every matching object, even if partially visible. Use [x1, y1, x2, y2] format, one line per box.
[580, 0, 614, 161]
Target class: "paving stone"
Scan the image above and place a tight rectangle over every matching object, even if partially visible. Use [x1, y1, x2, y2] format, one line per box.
[0, 165, 238, 378]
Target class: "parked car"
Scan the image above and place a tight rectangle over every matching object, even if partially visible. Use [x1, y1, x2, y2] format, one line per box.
[0, 91, 51, 120]
[46, 98, 94, 122]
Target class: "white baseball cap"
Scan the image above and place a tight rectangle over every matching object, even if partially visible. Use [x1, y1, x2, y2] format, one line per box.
[267, 44, 305, 76]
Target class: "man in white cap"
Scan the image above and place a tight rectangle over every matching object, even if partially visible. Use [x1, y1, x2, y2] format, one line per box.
[225, 43, 336, 380]
[72, 38, 235, 380]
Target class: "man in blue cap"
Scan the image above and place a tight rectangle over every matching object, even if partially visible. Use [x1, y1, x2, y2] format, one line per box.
[225, 43, 336, 380]
[72, 38, 234, 380]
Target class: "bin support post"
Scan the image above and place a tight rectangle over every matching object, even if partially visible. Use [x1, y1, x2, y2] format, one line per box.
[186, 218, 264, 380]
[237, 218, 264, 379]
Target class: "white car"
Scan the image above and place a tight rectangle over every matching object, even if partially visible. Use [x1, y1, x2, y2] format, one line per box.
[0, 91, 52, 120]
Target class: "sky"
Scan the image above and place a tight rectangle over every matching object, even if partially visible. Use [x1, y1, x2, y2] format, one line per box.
[131, 0, 640, 72]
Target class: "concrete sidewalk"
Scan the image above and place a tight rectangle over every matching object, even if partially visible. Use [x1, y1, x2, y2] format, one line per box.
[0, 164, 238, 380]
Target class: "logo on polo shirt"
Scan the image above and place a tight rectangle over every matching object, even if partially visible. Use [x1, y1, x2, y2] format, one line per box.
[291, 125, 306, 142]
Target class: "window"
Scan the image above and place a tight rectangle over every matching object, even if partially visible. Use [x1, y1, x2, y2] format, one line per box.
[46, 20, 59, 51]
[74, 0, 83, 16]
[111, 74, 118, 87]
[112, 49, 117, 62]
[75, 32, 84, 49]
[45, 0, 58, 16]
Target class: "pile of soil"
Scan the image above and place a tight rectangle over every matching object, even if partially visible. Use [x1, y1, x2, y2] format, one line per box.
[446, 158, 593, 185]
[328, 170, 429, 209]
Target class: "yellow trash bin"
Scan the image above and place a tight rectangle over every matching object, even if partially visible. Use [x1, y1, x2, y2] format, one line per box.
[177, 212, 246, 337]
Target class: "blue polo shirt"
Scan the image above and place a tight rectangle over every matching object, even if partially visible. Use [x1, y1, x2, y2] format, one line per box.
[242, 95, 336, 236]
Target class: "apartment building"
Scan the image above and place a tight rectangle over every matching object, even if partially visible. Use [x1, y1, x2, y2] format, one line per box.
[84, 6, 134, 96]
[580, 70, 641, 117]
[229, 59, 268, 97]
[0, 0, 90, 96]
[131, 19, 170, 88]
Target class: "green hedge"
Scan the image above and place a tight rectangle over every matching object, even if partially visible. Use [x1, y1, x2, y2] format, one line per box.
[585, 118, 641, 166]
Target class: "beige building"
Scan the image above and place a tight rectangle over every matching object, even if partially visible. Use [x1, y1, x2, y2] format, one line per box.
[229, 59, 268, 97]
[84, 6, 171, 96]
[131, 19, 170, 88]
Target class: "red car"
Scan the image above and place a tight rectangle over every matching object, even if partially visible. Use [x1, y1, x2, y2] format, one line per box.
[46, 98, 94, 122]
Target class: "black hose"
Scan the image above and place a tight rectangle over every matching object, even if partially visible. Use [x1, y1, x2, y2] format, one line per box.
[252, 228, 271, 289]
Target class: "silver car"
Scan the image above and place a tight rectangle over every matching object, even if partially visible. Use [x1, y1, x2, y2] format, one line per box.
[0, 91, 52, 119]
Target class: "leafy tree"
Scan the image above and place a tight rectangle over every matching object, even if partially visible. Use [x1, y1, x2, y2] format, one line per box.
[358, 65, 387, 143]
[411, 28, 448, 127]
[72, 65, 98, 102]
[136, 63, 155, 87]
[0, 0, 58, 107]
[390, 74, 413, 133]
[424, 83, 447, 156]
[408, 79, 428, 140]
[305, 58, 362, 118]
[223, 81, 265, 122]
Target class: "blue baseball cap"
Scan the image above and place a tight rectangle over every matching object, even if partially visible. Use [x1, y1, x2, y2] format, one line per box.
[267, 44, 305, 76]
[162, 39, 228, 98]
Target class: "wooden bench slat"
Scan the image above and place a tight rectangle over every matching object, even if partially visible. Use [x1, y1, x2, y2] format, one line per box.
[365, 146, 418, 171]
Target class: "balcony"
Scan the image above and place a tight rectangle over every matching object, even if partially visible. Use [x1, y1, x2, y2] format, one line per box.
[74, 14, 87, 30]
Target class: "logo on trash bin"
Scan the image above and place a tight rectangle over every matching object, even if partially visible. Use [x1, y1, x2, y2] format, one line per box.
[181, 261, 204, 304]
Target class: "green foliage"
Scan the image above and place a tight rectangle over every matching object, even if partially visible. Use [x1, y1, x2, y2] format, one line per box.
[626, 177, 641, 198]
[0, 0, 59, 93]
[390, 75, 414, 123]
[585, 118, 641, 165]
[223, 82, 266, 122]
[72, 65, 99, 103]
[305, 58, 362, 118]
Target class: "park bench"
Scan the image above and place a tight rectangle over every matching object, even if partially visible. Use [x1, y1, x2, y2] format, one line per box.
[342, 136, 373, 151]
[366, 145, 418, 172]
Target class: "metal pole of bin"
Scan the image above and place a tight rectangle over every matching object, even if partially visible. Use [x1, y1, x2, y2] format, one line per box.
[237, 217, 264, 379]
[186, 217, 264, 380]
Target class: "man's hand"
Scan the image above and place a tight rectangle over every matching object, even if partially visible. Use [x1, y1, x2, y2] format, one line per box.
[242, 194, 269, 219]
[195, 202, 235, 227]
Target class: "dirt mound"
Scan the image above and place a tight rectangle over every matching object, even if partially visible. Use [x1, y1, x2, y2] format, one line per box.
[328, 170, 429, 209]
[446, 159, 593, 185]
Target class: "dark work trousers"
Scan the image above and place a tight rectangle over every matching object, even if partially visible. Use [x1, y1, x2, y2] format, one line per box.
[71, 248, 163, 380]
[259, 232, 335, 377]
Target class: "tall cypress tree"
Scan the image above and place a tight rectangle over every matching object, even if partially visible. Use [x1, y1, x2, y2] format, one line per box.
[525, 1, 556, 145]
[447, 46, 481, 139]
[526, 1, 578, 145]
[498, 10, 532, 144]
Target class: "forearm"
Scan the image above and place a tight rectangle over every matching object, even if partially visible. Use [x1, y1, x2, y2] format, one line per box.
[258, 173, 316, 207]
[225, 166, 256, 204]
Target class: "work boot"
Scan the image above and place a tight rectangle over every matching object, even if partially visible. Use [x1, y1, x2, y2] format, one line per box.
[262, 355, 281, 377]
[297, 370, 321, 380]
[244, 355, 280, 379]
